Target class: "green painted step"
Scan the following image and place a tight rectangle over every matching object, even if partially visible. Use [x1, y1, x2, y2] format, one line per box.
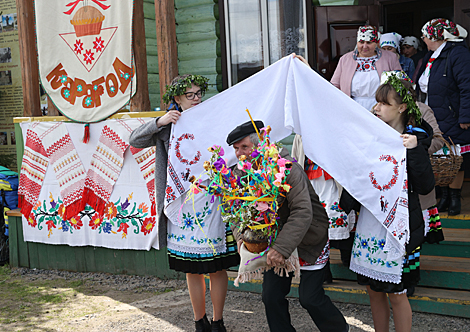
[223, 273, 470, 319]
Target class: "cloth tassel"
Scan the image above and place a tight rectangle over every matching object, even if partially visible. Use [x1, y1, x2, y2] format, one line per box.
[82, 187, 107, 216]
[62, 199, 86, 221]
[82, 124, 90, 144]
[234, 266, 269, 287]
[19, 196, 33, 219]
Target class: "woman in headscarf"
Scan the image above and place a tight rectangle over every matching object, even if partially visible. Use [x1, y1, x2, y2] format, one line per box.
[330, 25, 401, 111]
[380, 32, 415, 79]
[416, 18, 470, 216]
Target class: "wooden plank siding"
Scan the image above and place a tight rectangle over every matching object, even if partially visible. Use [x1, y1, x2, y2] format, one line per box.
[143, 0, 160, 108]
[175, 0, 222, 97]
[143, 0, 221, 108]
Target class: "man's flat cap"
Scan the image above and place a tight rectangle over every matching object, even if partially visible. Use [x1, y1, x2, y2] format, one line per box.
[226, 120, 264, 146]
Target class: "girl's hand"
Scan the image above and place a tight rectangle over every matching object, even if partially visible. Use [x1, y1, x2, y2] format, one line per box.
[156, 110, 181, 127]
[400, 134, 418, 149]
[291, 53, 310, 67]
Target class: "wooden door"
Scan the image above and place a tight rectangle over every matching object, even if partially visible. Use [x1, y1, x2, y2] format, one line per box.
[314, 5, 379, 81]
[454, 0, 470, 44]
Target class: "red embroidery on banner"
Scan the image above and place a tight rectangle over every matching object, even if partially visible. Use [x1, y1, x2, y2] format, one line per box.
[175, 133, 202, 166]
[93, 37, 105, 52]
[369, 155, 399, 191]
[74, 39, 83, 54]
[168, 161, 185, 195]
[383, 198, 398, 228]
[166, 185, 176, 203]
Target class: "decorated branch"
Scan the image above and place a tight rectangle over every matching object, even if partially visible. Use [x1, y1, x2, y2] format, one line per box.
[191, 120, 293, 254]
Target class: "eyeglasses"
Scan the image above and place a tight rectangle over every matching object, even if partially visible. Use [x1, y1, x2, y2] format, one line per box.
[183, 90, 204, 100]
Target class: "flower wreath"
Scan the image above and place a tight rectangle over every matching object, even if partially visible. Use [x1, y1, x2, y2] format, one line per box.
[384, 73, 422, 124]
[162, 74, 209, 104]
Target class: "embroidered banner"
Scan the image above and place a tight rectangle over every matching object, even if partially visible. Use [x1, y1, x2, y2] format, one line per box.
[19, 119, 158, 250]
[35, 0, 136, 123]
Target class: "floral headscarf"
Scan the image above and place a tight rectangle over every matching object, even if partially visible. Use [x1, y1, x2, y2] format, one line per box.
[380, 32, 402, 53]
[421, 18, 468, 41]
[357, 25, 380, 43]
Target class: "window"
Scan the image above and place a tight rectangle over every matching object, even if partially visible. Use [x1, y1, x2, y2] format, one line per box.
[224, 0, 307, 87]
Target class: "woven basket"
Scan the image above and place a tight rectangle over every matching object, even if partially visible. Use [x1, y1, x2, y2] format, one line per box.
[430, 136, 463, 187]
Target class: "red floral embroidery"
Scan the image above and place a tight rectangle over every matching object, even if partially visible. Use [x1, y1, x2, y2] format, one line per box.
[83, 49, 94, 65]
[74, 39, 83, 54]
[28, 213, 37, 228]
[93, 37, 104, 52]
[141, 217, 155, 235]
[174, 133, 202, 166]
[117, 222, 129, 235]
[69, 215, 83, 230]
[369, 155, 399, 191]
[89, 214, 103, 230]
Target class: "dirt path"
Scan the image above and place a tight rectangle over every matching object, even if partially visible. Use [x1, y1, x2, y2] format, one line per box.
[0, 267, 468, 332]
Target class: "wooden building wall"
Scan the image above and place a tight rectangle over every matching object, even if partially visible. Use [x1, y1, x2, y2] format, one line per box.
[143, 0, 221, 109]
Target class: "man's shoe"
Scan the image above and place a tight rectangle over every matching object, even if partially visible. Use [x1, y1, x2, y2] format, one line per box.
[195, 314, 211, 332]
[211, 318, 227, 332]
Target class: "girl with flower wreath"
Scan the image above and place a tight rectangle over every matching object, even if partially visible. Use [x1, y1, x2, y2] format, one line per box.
[129, 75, 239, 332]
[341, 71, 435, 332]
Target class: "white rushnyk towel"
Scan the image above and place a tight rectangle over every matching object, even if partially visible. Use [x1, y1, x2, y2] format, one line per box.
[164, 56, 409, 280]
[20, 119, 159, 250]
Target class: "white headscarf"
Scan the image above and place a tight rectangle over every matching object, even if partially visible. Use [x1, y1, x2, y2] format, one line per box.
[380, 32, 402, 53]
[402, 36, 419, 50]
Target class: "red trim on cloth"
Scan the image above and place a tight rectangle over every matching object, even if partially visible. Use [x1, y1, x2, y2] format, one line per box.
[63, 198, 86, 221]
[19, 195, 33, 219]
[305, 169, 323, 180]
[82, 187, 107, 217]
[305, 168, 333, 181]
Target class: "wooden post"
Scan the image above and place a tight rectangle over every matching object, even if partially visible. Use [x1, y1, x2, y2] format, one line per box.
[47, 98, 60, 116]
[130, 0, 151, 112]
[155, 0, 178, 109]
[16, 0, 41, 117]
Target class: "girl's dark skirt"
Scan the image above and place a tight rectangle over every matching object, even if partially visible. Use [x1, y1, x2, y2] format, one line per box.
[168, 225, 239, 274]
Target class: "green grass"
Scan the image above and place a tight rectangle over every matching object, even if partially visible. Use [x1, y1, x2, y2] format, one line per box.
[0, 268, 90, 327]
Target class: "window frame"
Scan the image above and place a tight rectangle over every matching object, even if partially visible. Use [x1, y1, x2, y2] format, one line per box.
[221, 0, 309, 88]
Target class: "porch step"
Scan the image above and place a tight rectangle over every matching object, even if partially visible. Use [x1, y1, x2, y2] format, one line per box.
[330, 250, 470, 273]
[225, 272, 470, 318]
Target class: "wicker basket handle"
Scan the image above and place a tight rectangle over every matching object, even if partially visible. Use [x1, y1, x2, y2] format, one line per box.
[433, 134, 459, 158]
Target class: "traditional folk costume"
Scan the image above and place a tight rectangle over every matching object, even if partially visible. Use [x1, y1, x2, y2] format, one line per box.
[341, 72, 435, 293]
[291, 135, 356, 241]
[129, 114, 238, 275]
[331, 25, 401, 112]
[417, 19, 470, 216]
[380, 32, 416, 80]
